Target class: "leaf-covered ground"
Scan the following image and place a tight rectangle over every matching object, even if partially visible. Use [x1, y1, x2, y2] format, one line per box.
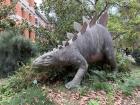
[44, 65, 140, 105]
[46, 87, 140, 105]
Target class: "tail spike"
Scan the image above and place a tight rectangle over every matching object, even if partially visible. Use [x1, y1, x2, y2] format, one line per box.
[98, 10, 108, 27]
[89, 13, 97, 27]
[80, 22, 88, 34]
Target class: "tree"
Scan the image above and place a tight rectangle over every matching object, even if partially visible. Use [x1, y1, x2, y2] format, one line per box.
[0, 0, 34, 33]
[0, 0, 37, 76]
[108, 0, 140, 49]
[36, 0, 109, 52]
[0, 0, 17, 30]
[38, 0, 140, 51]
[0, 31, 37, 76]
[41, 0, 110, 35]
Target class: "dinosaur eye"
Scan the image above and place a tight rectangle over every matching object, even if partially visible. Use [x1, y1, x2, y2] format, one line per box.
[49, 55, 53, 58]
[46, 56, 50, 59]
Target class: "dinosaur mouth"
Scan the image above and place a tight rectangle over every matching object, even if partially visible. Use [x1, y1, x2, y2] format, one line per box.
[32, 63, 51, 70]
[32, 62, 51, 67]
[33, 59, 54, 67]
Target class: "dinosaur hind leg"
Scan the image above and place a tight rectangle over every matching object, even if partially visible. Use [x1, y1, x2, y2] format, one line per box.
[104, 47, 118, 72]
[65, 54, 88, 89]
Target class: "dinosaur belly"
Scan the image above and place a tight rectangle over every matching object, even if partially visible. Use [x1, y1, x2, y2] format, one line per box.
[88, 53, 104, 63]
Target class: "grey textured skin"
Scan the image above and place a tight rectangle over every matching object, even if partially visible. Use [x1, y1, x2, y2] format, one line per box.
[32, 11, 117, 89]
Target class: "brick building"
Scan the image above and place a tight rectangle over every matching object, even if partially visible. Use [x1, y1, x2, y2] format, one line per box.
[35, 10, 55, 31]
[3, 0, 49, 42]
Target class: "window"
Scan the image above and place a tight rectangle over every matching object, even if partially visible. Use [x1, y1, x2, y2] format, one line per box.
[29, 14, 32, 22]
[21, 8, 25, 19]
[10, 0, 13, 3]
[35, 18, 38, 25]
[29, 30, 31, 39]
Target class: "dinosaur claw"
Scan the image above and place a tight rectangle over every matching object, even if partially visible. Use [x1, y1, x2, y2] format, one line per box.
[65, 81, 80, 89]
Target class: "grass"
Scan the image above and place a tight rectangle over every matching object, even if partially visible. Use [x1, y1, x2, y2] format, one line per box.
[0, 86, 54, 105]
[0, 64, 140, 105]
[92, 82, 113, 93]
[88, 99, 100, 105]
[120, 65, 140, 95]
[106, 90, 115, 105]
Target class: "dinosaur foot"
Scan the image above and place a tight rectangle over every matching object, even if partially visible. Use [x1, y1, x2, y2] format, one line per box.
[65, 81, 80, 89]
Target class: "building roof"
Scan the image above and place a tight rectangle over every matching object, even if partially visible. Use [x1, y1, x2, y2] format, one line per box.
[35, 10, 48, 24]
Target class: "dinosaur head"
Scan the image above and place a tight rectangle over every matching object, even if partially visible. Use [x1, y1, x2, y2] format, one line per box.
[32, 51, 58, 69]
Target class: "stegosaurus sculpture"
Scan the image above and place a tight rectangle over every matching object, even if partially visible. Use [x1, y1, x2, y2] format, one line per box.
[32, 11, 117, 89]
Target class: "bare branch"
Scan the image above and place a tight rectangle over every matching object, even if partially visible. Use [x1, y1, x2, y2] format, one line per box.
[75, 0, 95, 19]
[112, 32, 126, 40]
[113, 34, 121, 40]
[95, 0, 99, 5]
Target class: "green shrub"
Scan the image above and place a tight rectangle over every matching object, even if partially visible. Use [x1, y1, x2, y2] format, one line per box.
[0, 64, 38, 103]
[0, 65, 35, 103]
[0, 31, 37, 76]
[0, 87, 54, 105]
[120, 77, 140, 95]
[3, 64, 39, 93]
[77, 86, 89, 96]
[132, 49, 140, 65]
[92, 82, 113, 93]
[116, 52, 131, 72]
[36, 29, 59, 53]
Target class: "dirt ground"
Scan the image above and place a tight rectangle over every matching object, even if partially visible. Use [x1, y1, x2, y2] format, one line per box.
[45, 65, 140, 105]
[46, 85, 140, 105]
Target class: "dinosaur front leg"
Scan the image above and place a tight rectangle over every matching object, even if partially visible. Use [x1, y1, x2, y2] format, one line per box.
[65, 56, 88, 89]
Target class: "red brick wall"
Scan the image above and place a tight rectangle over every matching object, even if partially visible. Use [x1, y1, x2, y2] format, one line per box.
[3, 0, 42, 42]
[4, 0, 11, 5]
[31, 15, 35, 25]
[24, 11, 29, 21]
[15, 0, 36, 42]
[28, 0, 35, 7]
[15, 3, 22, 17]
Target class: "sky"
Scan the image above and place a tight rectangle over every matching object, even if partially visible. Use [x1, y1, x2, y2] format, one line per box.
[34, 0, 56, 18]
[34, 0, 42, 7]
